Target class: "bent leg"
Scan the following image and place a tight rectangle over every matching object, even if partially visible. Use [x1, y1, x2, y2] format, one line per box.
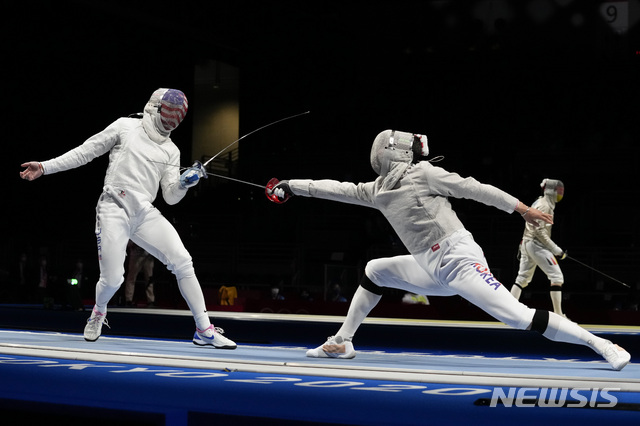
[336, 255, 455, 342]
[365, 255, 457, 296]
[308, 255, 447, 358]
[526, 242, 565, 314]
[334, 279, 382, 341]
[133, 208, 210, 330]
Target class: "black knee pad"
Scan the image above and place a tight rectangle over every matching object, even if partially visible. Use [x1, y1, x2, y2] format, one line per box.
[360, 274, 384, 295]
[530, 309, 549, 334]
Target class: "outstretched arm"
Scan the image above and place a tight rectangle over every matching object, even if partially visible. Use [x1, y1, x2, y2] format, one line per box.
[20, 162, 44, 181]
[515, 201, 553, 227]
[282, 179, 377, 208]
[21, 119, 121, 183]
[426, 165, 553, 228]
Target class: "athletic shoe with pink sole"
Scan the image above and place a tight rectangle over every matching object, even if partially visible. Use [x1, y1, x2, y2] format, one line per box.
[84, 308, 110, 342]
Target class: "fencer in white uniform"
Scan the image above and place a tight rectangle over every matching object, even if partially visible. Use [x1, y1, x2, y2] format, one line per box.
[512, 179, 567, 316]
[270, 130, 630, 370]
[20, 88, 236, 349]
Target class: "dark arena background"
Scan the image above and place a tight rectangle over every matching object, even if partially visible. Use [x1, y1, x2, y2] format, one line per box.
[2, 1, 640, 425]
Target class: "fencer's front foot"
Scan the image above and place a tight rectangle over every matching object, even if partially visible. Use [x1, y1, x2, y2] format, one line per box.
[306, 335, 356, 359]
[193, 325, 237, 349]
[602, 342, 631, 371]
[84, 308, 109, 342]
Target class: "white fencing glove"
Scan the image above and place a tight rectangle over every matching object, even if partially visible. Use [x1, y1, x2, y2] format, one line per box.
[180, 161, 206, 189]
[273, 180, 293, 200]
[265, 179, 293, 204]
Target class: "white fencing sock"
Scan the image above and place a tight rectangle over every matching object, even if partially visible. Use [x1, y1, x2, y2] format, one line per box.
[543, 312, 607, 355]
[177, 274, 211, 331]
[335, 286, 382, 341]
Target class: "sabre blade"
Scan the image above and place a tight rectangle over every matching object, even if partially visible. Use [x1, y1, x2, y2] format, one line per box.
[147, 160, 265, 188]
[202, 110, 310, 167]
[148, 111, 309, 174]
[566, 255, 630, 288]
[205, 172, 265, 189]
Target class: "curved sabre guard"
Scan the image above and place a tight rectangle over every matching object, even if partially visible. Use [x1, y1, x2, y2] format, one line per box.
[265, 178, 290, 204]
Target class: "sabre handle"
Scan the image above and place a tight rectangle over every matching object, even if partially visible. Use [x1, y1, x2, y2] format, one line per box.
[192, 160, 208, 179]
[266, 178, 292, 204]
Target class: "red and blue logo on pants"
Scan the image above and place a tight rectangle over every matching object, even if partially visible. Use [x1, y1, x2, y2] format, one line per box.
[471, 263, 502, 290]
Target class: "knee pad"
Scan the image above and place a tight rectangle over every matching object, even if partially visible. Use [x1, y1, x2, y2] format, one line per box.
[360, 274, 384, 295]
[530, 309, 549, 334]
[514, 282, 528, 290]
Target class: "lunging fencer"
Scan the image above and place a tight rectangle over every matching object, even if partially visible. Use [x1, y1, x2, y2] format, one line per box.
[511, 179, 568, 317]
[269, 130, 630, 370]
[20, 88, 236, 349]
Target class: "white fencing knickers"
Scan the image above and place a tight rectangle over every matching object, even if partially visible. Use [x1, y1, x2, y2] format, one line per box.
[515, 239, 564, 287]
[93, 192, 208, 322]
[365, 229, 535, 330]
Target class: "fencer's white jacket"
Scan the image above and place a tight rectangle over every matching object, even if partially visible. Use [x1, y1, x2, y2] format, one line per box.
[40, 117, 187, 215]
[288, 161, 519, 256]
[521, 193, 562, 256]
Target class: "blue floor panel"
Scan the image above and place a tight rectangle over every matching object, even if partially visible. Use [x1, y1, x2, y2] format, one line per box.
[0, 306, 638, 425]
[1, 328, 639, 425]
[1, 351, 638, 426]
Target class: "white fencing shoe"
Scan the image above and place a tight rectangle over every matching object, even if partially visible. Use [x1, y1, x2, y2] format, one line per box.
[193, 325, 237, 349]
[601, 341, 631, 371]
[84, 308, 109, 342]
[306, 335, 355, 359]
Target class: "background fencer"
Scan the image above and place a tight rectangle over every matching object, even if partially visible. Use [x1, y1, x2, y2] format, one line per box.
[511, 179, 568, 317]
[269, 130, 630, 370]
[124, 240, 156, 307]
[19, 88, 236, 349]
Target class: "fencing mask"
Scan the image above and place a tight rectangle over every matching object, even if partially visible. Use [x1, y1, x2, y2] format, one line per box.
[370, 130, 429, 176]
[144, 88, 189, 133]
[541, 178, 565, 202]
